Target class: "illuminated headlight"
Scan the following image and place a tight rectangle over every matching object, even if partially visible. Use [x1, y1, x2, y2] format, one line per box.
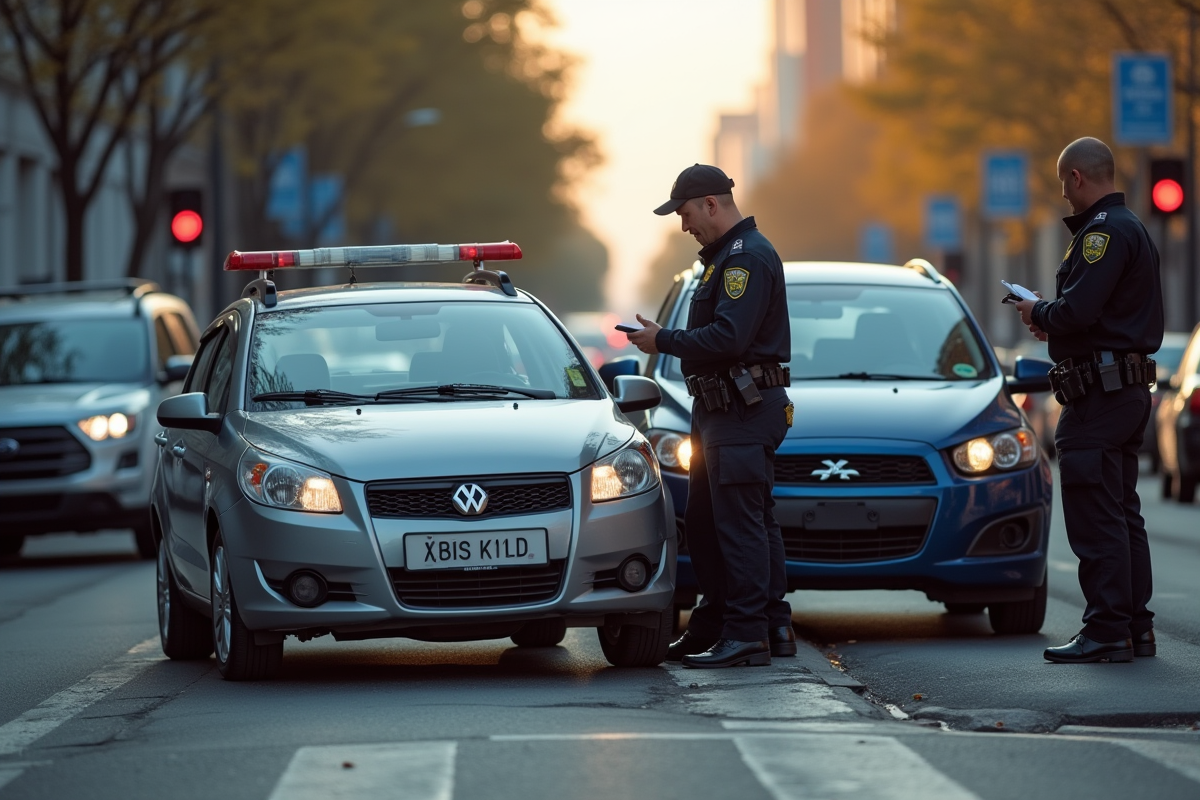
[648, 429, 692, 472]
[78, 413, 135, 441]
[238, 449, 343, 513]
[591, 439, 661, 502]
[951, 427, 1038, 475]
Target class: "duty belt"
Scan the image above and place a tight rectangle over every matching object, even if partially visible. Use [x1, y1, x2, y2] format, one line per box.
[1048, 351, 1156, 404]
[685, 363, 791, 412]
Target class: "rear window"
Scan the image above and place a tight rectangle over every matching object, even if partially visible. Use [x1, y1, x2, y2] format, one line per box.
[0, 319, 150, 385]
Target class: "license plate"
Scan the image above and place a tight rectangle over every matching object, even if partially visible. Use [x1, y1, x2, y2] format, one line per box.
[404, 529, 548, 571]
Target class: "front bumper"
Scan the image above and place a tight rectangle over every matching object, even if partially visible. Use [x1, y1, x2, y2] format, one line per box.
[217, 471, 675, 636]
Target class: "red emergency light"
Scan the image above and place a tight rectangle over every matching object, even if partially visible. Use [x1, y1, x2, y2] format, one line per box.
[224, 241, 522, 271]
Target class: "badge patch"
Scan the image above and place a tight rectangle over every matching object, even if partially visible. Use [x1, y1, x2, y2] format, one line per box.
[1082, 232, 1110, 264]
[784, 402, 794, 428]
[724, 267, 749, 299]
[731, 238, 743, 252]
[702, 264, 715, 283]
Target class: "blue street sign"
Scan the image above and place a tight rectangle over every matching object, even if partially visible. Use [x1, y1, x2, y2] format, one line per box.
[267, 147, 307, 236]
[1113, 53, 1173, 146]
[924, 195, 962, 250]
[309, 175, 345, 245]
[982, 151, 1029, 219]
[860, 223, 894, 264]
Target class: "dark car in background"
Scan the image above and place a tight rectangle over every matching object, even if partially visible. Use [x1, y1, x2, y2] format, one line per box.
[611, 259, 1056, 635]
[1157, 323, 1200, 503]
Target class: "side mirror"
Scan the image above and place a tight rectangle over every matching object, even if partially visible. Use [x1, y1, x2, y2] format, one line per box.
[157, 392, 222, 434]
[598, 356, 640, 392]
[160, 354, 194, 384]
[613, 375, 661, 413]
[1006, 356, 1054, 394]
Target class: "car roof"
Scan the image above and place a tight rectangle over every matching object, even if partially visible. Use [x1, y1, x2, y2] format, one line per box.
[263, 281, 536, 311]
[781, 261, 947, 288]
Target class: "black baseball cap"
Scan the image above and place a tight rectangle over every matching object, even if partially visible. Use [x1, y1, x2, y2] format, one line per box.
[653, 164, 736, 215]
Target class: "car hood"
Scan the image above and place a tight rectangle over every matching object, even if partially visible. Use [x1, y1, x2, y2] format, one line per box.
[0, 382, 152, 422]
[236, 399, 636, 482]
[784, 377, 1023, 448]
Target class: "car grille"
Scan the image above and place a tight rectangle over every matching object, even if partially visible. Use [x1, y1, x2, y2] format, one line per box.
[777, 498, 936, 563]
[774, 454, 935, 485]
[0, 427, 91, 481]
[781, 525, 929, 563]
[389, 561, 565, 608]
[366, 475, 571, 519]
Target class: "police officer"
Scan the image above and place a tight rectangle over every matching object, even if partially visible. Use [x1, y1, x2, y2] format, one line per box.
[627, 164, 794, 668]
[1012, 137, 1163, 663]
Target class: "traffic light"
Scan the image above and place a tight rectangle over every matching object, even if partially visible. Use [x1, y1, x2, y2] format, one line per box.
[1149, 158, 1186, 216]
[168, 189, 204, 248]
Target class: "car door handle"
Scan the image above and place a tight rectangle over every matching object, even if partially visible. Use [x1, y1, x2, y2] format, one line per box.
[154, 432, 168, 447]
[171, 444, 187, 458]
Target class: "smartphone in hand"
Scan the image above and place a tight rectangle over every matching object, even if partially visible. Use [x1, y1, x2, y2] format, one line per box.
[615, 323, 642, 333]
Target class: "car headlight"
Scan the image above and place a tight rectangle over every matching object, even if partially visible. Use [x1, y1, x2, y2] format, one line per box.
[78, 412, 136, 441]
[647, 429, 692, 472]
[238, 449, 343, 513]
[951, 426, 1038, 475]
[591, 439, 661, 502]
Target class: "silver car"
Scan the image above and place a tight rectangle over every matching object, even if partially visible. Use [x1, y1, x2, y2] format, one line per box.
[151, 257, 674, 680]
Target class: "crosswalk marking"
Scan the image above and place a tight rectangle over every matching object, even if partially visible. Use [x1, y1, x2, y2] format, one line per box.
[735, 734, 980, 800]
[268, 741, 456, 800]
[1111, 739, 1200, 785]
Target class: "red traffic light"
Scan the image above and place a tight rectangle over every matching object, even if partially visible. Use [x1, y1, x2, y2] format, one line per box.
[170, 209, 203, 244]
[1152, 179, 1185, 214]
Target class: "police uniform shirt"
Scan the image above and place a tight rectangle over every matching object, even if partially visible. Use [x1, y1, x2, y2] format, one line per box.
[1031, 192, 1164, 363]
[654, 216, 790, 378]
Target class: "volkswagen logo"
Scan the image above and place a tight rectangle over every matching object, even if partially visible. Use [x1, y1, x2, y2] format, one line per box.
[452, 483, 489, 516]
[811, 459, 861, 481]
[0, 438, 19, 461]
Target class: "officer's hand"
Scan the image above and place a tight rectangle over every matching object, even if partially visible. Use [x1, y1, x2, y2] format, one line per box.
[1014, 298, 1037, 326]
[627, 314, 661, 354]
[1029, 323, 1048, 342]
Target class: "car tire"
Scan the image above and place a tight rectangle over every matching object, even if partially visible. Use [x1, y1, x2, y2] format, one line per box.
[597, 609, 671, 667]
[1178, 475, 1197, 504]
[158, 539, 212, 660]
[212, 537, 282, 680]
[987, 577, 1047, 635]
[1162, 472, 1174, 500]
[511, 618, 567, 647]
[133, 517, 156, 560]
[0, 534, 24, 557]
[944, 603, 986, 614]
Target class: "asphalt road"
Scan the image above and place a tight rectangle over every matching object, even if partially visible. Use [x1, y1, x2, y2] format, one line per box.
[1, 469, 1199, 800]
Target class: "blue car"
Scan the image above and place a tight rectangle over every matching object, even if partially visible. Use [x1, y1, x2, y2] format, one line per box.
[610, 259, 1055, 635]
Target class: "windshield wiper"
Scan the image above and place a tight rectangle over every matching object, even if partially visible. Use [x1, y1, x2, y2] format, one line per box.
[252, 389, 376, 406]
[376, 383, 555, 400]
[793, 373, 937, 381]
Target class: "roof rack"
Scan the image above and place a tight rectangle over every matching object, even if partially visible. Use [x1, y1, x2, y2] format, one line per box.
[902, 258, 943, 283]
[0, 278, 160, 301]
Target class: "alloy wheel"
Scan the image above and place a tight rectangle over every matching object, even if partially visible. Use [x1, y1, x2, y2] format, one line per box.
[212, 545, 232, 663]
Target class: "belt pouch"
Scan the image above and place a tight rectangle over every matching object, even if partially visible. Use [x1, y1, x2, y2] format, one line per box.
[730, 365, 762, 405]
[1096, 351, 1122, 392]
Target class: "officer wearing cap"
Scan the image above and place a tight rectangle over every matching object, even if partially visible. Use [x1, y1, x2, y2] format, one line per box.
[627, 164, 794, 668]
[1011, 137, 1163, 663]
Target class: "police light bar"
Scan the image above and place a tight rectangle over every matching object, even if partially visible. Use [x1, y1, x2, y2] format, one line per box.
[223, 242, 522, 271]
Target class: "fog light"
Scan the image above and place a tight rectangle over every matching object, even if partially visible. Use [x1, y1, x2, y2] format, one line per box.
[285, 570, 328, 607]
[998, 522, 1027, 550]
[616, 555, 652, 592]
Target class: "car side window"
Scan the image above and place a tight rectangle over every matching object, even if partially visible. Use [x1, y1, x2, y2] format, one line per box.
[154, 316, 177, 370]
[204, 329, 237, 414]
[162, 313, 196, 356]
[185, 329, 224, 395]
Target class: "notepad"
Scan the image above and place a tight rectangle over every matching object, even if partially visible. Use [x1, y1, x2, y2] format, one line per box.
[1001, 280, 1038, 301]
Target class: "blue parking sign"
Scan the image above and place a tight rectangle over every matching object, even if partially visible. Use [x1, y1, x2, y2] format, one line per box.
[924, 195, 962, 250]
[982, 151, 1028, 219]
[860, 223, 894, 264]
[1113, 53, 1173, 146]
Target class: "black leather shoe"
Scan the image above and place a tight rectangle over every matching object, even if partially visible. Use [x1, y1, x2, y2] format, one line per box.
[666, 631, 718, 662]
[769, 625, 797, 657]
[1043, 634, 1134, 663]
[681, 639, 771, 669]
[1134, 630, 1156, 657]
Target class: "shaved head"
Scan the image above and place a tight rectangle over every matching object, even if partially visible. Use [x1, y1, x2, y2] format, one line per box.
[1058, 137, 1115, 183]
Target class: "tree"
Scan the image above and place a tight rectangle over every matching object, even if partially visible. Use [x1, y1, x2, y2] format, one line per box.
[0, 0, 208, 281]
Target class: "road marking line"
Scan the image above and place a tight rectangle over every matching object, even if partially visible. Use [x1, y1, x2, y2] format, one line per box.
[1111, 739, 1200, 785]
[1049, 559, 1077, 573]
[268, 742, 455, 800]
[722, 721, 880, 732]
[0, 768, 24, 791]
[734, 734, 980, 800]
[0, 637, 162, 756]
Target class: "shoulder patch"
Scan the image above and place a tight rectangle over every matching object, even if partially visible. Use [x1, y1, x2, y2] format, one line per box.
[1094, 211, 1107, 222]
[724, 267, 749, 299]
[731, 238, 743, 252]
[701, 264, 715, 283]
[1082, 232, 1110, 264]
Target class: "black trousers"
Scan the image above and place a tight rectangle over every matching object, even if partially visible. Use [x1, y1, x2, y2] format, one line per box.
[684, 392, 791, 642]
[1054, 384, 1154, 642]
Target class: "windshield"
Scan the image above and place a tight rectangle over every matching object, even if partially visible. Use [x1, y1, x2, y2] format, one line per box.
[247, 301, 600, 410]
[664, 283, 995, 382]
[0, 319, 150, 385]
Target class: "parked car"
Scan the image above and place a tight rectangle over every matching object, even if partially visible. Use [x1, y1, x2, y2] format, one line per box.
[0, 280, 199, 557]
[616, 259, 1055, 635]
[1156, 322, 1200, 503]
[152, 242, 675, 679]
[1143, 332, 1191, 472]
